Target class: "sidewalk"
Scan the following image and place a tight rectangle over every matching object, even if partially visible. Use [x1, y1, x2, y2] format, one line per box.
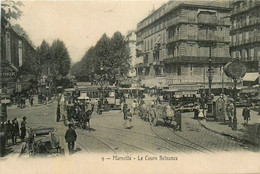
[199, 107, 260, 147]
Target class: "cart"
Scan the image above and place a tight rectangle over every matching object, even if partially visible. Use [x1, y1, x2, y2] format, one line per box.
[148, 104, 175, 126]
[138, 103, 150, 121]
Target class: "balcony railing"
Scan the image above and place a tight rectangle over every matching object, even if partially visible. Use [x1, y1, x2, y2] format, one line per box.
[165, 56, 231, 63]
[167, 35, 228, 44]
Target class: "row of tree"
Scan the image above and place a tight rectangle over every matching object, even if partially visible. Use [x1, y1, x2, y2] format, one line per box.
[71, 32, 131, 85]
[36, 40, 72, 88]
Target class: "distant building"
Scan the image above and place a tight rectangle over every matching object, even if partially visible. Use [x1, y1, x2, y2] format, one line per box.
[230, 0, 260, 75]
[135, 1, 233, 95]
[125, 30, 137, 77]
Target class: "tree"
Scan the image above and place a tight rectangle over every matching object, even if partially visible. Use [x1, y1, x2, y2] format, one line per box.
[71, 31, 131, 84]
[36, 40, 52, 76]
[50, 39, 71, 78]
[1, 1, 23, 26]
[109, 31, 131, 78]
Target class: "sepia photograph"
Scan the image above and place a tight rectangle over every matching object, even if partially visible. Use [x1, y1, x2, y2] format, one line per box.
[0, 0, 260, 173]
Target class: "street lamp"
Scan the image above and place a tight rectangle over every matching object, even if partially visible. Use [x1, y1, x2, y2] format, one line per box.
[206, 43, 214, 119]
[224, 59, 247, 130]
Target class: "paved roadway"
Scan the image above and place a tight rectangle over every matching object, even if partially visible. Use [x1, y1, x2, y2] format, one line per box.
[6, 99, 256, 155]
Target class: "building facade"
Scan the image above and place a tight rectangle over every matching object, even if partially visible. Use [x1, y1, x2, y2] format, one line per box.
[136, 1, 233, 93]
[1, 22, 37, 94]
[230, 0, 260, 73]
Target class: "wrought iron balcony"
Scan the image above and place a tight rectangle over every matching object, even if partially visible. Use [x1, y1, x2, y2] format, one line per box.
[165, 56, 231, 64]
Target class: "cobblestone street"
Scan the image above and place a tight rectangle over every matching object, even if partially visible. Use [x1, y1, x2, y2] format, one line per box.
[5, 100, 257, 157]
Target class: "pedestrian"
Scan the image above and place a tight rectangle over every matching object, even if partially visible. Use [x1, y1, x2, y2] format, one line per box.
[226, 103, 233, 127]
[5, 120, 13, 145]
[67, 101, 73, 121]
[30, 95, 34, 106]
[242, 106, 250, 126]
[82, 103, 93, 129]
[12, 118, 19, 144]
[104, 99, 109, 111]
[20, 116, 27, 141]
[198, 107, 204, 120]
[65, 123, 77, 154]
[125, 109, 133, 129]
[194, 105, 199, 119]
[97, 99, 102, 115]
[56, 104, 61, 122]
[132, 100, 138, 115]
[174, 110, 182, 131]
[123, 103, 128, 127]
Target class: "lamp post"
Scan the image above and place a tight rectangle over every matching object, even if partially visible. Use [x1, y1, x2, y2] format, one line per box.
[206, 44, 214, 119]
[224, 59, 246, 130]
[232, 78, 238, 130]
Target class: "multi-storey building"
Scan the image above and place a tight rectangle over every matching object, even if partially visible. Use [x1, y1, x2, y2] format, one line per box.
[1, 21, 37, 94]
[136, 1, 233, 93]
[230, 0, 260, 74]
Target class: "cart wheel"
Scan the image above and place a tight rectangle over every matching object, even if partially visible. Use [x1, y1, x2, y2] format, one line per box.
[163, 117, 172, 125]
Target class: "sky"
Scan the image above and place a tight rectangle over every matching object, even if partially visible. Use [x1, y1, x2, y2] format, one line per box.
[12, 0, 168, 63]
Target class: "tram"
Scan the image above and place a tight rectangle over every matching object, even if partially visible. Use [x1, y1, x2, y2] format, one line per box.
[76, 83, 121, 109]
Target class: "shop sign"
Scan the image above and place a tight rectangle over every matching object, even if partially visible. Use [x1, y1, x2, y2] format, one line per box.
[1, 60, 17, 82]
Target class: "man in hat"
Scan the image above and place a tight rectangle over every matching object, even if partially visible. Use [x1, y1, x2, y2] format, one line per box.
[20, 117, 27, 141]
[65, 123, 77, 154]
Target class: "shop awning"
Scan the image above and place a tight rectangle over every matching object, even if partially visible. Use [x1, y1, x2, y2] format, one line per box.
[243, 72, 259, 81]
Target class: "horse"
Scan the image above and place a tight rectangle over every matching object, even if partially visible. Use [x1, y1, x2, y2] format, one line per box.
[81, 104, 94, 129]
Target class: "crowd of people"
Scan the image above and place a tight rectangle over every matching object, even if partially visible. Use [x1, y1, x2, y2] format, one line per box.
[0, 116, 28, 146]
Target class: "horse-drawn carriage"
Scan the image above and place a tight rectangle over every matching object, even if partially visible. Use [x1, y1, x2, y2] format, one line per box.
[138, 102, 175, 126]
[71, 102, 94, 130]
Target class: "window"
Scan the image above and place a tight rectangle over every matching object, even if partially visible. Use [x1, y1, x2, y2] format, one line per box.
[177, 65, 181, 76]
[151, 38, 153, 50]
[232, 35, 236, 44]
[245, 32, 249, 42]
[250, 48, 255, 59]
[234, 20, 237, 29]
[239, 33, 243, 44]
[162, 33, 165, 43]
